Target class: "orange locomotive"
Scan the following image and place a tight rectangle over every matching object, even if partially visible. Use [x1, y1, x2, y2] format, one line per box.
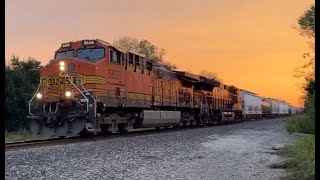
[29, 39, 242, 137]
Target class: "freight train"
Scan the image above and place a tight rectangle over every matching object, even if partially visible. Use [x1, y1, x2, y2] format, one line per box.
[28, 39, 302, 137]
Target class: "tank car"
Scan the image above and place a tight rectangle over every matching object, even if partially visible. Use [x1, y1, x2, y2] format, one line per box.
[263, 98, 280, 118]
[261, 99, 271, 118]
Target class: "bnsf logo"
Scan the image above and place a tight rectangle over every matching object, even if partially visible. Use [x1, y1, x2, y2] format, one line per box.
[46, 76, 82, 86]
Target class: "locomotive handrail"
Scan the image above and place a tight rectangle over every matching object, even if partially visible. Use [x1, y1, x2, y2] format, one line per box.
[204, 96, 210, 114]
[43, 103, 50, 116]
[29, 78, 42, 116]
[79, 84, 97, 118]
[194, 96, 208, 115]
[65, 74, 89, 114]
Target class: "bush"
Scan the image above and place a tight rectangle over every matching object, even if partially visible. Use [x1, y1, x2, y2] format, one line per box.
[287, 94, 314, 135]
[283, 93, 314, 180]
[5, 56, 41, 131]
[5, 128, 33, 142]
[280, 135, 315, 180]
[287, 114, 314, 134]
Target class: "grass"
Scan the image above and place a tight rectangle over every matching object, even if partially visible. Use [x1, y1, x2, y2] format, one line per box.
[273, 96, 315, 180]
[279, 135, 315, 180]
[5, 129, 45, 143]
[287, 114, 314, 134]
[279, 95, 315, 180]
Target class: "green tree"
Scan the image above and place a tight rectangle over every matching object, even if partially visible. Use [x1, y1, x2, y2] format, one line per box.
[5, 56, 41, 131]
[113, 36, 176, 69]
[113, 36, 140, 53]
[200, 70, 222, 82]
[298, 4, 315, 38]
[295, 4, 315, 100]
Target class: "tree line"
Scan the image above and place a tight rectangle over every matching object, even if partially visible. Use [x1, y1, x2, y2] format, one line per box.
[5, 56, 41, 131]
[296, 4, 315, 113]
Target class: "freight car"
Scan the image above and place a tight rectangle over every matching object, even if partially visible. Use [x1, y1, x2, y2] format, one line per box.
[279, 101, 286, 116]
[262, 98, 279, 118]
[261, 100, 271, 118]
[239, 90, 262, 120]
[28, 39, 301, 137]
[261, 98, 297, 118]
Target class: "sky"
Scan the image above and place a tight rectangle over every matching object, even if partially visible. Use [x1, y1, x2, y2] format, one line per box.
[5, 0, 314, 107]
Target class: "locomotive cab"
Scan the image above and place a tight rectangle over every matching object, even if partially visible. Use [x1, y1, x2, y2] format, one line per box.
[29, 39, 110, 137]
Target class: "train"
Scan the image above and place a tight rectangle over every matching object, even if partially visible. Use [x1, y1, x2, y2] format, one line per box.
[28, 39, 302, 137]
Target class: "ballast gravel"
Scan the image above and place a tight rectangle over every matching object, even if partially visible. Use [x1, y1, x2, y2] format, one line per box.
[6, 118, 294, 180]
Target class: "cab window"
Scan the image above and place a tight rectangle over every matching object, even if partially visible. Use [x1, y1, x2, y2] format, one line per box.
[110, 49, 121, 64]
[55, 50, 75, 59]
[77, 48, 105, 62]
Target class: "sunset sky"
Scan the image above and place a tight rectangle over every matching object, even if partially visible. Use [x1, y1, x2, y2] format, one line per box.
[5, 0, 314, 107]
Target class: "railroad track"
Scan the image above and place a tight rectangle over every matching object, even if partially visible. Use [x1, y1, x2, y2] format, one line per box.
[5, 138, 74, 150]
[5, 118, 286, 151]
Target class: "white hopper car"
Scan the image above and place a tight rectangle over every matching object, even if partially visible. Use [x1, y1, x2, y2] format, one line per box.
[240, 90, 262, 120]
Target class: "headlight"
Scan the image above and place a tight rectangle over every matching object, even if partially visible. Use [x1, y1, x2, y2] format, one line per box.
[36, 93, 42, 99]
[65, 91, 71, 97]
[60, 66, 65, 71]
[59, 61, 65, 71]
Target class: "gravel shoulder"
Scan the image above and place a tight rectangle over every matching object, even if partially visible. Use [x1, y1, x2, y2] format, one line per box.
[5, 118, 294, 180]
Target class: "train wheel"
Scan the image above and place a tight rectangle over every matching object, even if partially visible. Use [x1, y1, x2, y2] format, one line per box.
[195, 119, 201, 127]
[100, 124, 112, 135]
[79, 129, 93, 137]
[118, 124, 128, 134]
[190, 120, 196, 127]
[179, 120, 187, 128]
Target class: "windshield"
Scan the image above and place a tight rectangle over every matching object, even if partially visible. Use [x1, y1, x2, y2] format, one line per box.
[55, 50, 74, 59]
[77, 48, 105, 62]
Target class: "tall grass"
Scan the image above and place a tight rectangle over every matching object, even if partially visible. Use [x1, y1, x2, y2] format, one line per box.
[280, 135, 315, 180]
[5, 128, 38, 143]
[280, 95, 315, 180]
[287, 94, 314, 135]
[286, 114, 314, 134]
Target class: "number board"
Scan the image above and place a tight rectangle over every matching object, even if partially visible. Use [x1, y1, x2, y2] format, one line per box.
[83, 40, 95, 46]
[61, 42, 71, 48]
